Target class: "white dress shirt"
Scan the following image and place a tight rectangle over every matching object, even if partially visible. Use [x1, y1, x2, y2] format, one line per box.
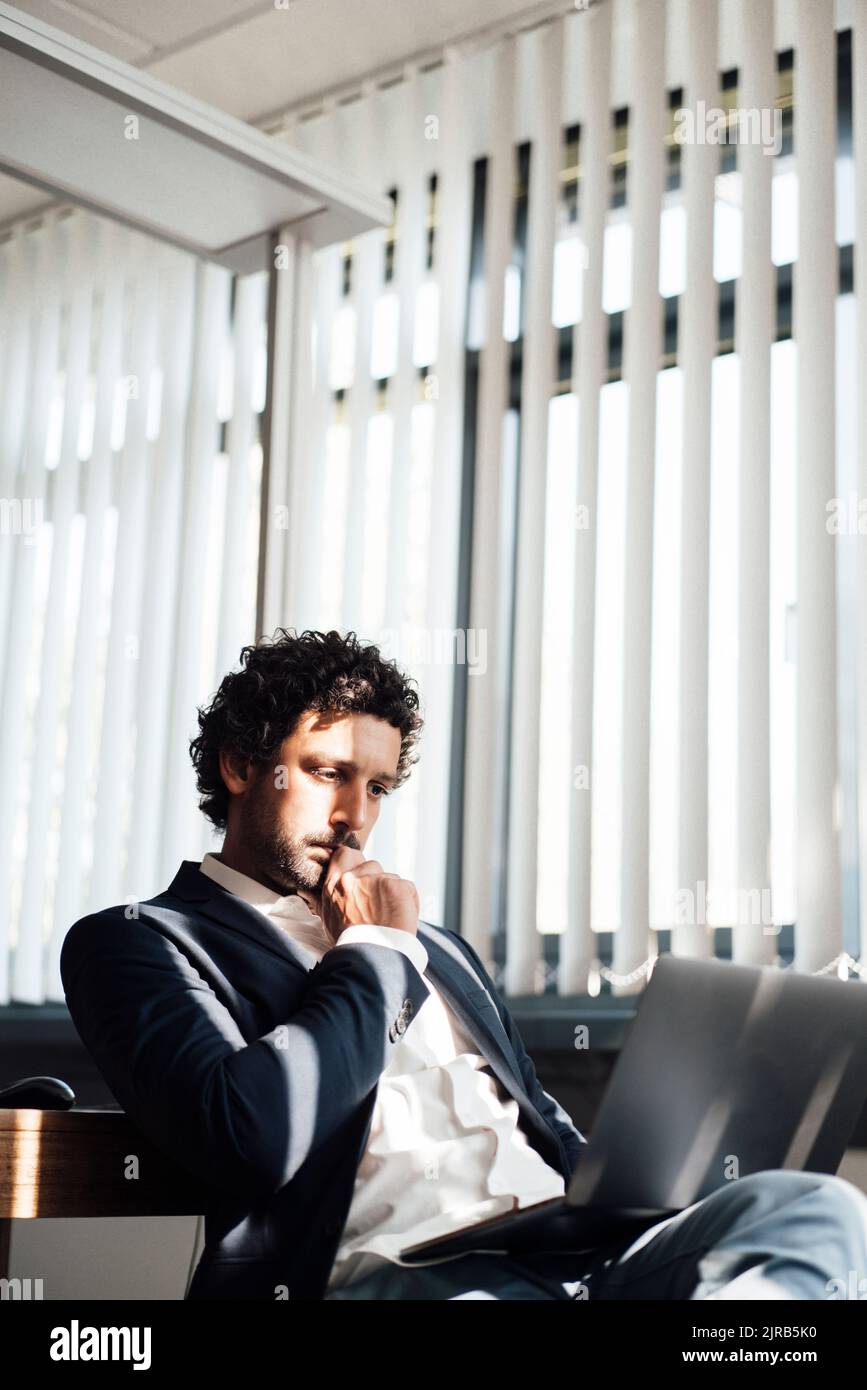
[198, 852, 566, 1290]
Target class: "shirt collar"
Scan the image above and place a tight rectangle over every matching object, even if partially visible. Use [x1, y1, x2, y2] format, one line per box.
[199, 851, 322, 926]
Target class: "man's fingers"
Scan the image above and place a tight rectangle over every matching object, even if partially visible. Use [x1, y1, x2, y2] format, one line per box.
[321, 852, 357, 903]
[329, 866, 403, 908]
[327, 863, 389, 906]
[345, 860, 383, 878]
[323, 851, 378, 896]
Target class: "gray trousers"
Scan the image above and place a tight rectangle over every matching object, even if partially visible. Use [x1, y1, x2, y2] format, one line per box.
[323, 1170, 867, 1300]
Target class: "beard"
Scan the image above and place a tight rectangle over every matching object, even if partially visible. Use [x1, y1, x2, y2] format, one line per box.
[238, 777, 359, 898]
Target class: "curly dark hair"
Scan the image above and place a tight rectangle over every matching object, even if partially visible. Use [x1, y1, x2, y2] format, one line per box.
[189, 628, 424, 832]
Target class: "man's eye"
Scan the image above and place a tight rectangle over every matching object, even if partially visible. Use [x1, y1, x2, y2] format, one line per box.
[314, 769, 389, 797]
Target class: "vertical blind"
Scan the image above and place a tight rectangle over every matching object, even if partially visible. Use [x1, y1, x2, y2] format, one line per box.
[263, 72, 475, 929]
[0, 207, 266, 1004]
[277, 0, 867, 995]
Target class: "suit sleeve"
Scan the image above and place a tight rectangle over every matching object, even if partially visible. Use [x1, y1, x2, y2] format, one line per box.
[450, 932, 588, 1177]
[334, 925, 429, 976]
[60, 909, 431, 1203]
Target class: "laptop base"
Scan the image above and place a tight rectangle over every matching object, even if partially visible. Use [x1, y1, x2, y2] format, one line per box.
[400, 1197, 676, 1264]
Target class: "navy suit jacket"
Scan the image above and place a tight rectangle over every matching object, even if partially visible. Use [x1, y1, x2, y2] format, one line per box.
[60, 859, 587, 1299]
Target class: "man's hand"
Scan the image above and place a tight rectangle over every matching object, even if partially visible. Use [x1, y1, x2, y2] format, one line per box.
[318, 846, 420, 947]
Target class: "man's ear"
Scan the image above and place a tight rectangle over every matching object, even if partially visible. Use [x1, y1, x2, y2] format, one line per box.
[218, 747, 255, 796]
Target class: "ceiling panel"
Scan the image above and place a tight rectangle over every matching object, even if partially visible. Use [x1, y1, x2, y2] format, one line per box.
[148, 0, 539, 122]
[7, 0, 546, 124]
[13, 0, 149, 60]
[17, 0, 266, 56]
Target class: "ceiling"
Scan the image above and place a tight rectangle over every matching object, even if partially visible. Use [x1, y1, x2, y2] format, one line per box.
[1, 0, 568, 229]
[8, 0, 555, 122]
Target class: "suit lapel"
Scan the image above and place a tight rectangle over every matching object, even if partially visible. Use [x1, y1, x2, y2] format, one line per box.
[419, 926, 530, 1104]
[165, 859, 320, 977]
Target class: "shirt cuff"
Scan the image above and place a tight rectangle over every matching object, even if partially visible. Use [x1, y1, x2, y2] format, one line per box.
[334, 925, 428, 977]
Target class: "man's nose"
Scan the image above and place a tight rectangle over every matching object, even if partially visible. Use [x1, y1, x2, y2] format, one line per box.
[330, 781, 368, 834]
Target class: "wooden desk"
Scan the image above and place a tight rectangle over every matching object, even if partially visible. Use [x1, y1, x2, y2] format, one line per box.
[0, 1107, 204, 1279]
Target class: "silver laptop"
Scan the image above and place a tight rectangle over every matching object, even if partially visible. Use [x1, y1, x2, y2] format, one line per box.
[400, 953, 867, 1262]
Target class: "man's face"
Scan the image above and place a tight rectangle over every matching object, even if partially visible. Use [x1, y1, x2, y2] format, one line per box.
[233, 709, 402, 899]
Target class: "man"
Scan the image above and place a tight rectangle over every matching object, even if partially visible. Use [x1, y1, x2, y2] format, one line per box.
[61, 628, 867, 1300]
